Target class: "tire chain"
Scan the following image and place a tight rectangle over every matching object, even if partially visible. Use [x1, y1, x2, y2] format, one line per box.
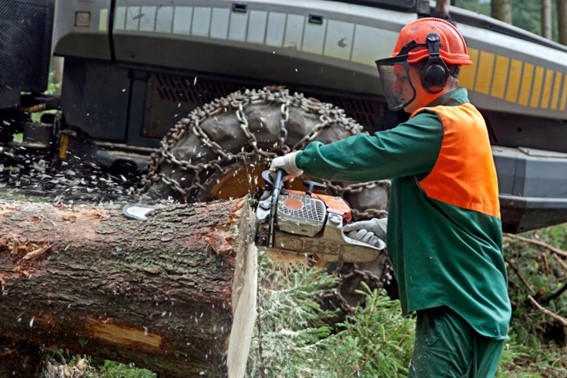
[142, 86, 389, 217]
[319, 264, 392, 316]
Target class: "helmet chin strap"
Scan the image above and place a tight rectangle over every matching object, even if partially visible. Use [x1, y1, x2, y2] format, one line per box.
[404, 64, 454, 114]
[401, 90, 417, 112]
[407, 85, 452, 114]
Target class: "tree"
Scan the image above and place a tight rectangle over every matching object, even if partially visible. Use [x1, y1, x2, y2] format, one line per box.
[50, 57, 64, 95]
[542, 0, 553, 38]
[435, 0, 451, 18]
[492, 0, 513, 23]
[558, 0, 567, 44]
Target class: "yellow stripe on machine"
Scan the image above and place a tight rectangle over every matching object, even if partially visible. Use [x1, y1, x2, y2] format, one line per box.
[530, 66, 544, 108]
[459, 48, 478, 90]
[561, 75, 567, 111]
[474, 51, 495, 95]
[491, 55, 509, 99]
[541, 69, 555, 109]
[505, 59, 523, 103]
[518, 63, 534, 107]
[551, 71, 563, 110]
[460, 47, 567, 115]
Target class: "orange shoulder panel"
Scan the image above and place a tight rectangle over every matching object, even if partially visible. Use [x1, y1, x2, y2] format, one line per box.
[416, 104, 500, 218]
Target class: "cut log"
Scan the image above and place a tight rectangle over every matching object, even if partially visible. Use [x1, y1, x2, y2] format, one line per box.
[0, 198, 257, 377]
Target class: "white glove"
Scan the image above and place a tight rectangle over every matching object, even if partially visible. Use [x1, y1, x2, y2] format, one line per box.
[269, 151, 303, 177]
[343, 218, 387, 248]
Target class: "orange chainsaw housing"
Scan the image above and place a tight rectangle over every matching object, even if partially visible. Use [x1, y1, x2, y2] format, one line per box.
[285, 189, 353, 223]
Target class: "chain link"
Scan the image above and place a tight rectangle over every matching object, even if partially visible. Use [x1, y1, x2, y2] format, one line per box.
[279, 101, 290, 154]
[320, 263, 393, 315]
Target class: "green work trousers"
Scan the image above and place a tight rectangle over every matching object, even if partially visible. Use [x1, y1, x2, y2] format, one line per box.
[408, 306, 505, 378]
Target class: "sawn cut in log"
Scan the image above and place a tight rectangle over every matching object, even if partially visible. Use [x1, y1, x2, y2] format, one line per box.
[0, 198, 257, 377]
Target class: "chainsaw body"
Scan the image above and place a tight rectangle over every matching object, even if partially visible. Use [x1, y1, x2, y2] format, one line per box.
[255, 170, 384, 263]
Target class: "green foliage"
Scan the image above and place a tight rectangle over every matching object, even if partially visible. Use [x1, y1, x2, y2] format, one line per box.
[247, 254, 339, 377]
[247, 252, 415, 377]
[318, 286, 414, 378]
[97, 360, 156, 378]
[43, 354, 156, 378]
[456, 0, 561, 42]
[46, 70, 61, 95]
[500, 224, 567, 376]
[247, 222, 567, 377]
[455, 0, 490, 15]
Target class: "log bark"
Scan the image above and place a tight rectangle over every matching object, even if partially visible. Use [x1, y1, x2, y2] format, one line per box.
[0, 198, 257, 377]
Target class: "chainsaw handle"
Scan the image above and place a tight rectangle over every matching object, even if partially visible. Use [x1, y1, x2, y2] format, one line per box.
[270, 169, 286, 209]
[303, 180, 327, 196]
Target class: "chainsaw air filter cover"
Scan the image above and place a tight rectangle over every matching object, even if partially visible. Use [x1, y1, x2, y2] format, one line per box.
[277, 193, 327, 237]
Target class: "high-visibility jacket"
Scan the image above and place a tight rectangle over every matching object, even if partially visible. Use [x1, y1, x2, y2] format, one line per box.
[295, 88, 511, 340]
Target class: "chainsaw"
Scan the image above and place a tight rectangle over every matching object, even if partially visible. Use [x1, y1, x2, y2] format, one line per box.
[255, 170, 385, 263]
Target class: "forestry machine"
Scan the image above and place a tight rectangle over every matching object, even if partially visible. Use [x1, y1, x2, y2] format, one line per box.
[3, 0, 567, 235]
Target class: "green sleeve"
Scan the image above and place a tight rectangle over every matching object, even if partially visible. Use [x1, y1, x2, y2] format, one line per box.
[295, 112, 444, 182]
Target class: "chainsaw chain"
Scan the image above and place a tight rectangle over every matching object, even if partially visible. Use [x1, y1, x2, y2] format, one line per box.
[142, 86, 389, 214]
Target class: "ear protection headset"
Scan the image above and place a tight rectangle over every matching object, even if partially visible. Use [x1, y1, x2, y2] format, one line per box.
[420, 33, 450, 93]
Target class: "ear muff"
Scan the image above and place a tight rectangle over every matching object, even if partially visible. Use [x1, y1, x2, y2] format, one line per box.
[420, 33, 450, 93]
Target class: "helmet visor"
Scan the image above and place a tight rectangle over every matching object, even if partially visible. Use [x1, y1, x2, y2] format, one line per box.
[375, 55, 416, 111]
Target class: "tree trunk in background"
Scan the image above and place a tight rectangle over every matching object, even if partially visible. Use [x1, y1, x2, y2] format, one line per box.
[558, 0, 567, 45]
[50, 57, 64, 95]
[0, 198, 257, 377]
[435, 0, 451, 18]
[492, 0, 513, 24]
[542, 0, 553, 39]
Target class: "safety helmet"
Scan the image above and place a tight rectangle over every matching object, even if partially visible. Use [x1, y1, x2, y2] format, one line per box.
[375, 18, 472, 111]
[392, 18, 472, 65]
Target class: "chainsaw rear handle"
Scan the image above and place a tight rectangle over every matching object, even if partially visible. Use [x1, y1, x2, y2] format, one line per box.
[262, 169, 327, 195]
[260, 169, 286, 243]
[270, 169, 285, 210]
[261, 169, 286, 207]
[302, 180, 326, 196]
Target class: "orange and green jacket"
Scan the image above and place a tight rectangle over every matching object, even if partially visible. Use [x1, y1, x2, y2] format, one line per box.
[295, 88, 511, 340]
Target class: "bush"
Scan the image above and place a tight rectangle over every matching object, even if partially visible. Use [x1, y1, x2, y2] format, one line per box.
[247, 252, 414, 378]
[247, 224, 567, 377]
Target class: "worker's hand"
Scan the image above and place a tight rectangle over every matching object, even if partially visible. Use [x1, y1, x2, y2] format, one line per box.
[345, 228, 386, 249]
[269, 151, 303, 178]
[343, 218, 387, 248]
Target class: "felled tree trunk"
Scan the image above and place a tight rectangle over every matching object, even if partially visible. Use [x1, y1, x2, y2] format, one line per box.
[0, 198, 257, 377]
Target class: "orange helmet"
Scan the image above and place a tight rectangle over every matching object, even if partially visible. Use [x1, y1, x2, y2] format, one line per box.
[375, 18, 472, 110]
[391, 17, 472, 65]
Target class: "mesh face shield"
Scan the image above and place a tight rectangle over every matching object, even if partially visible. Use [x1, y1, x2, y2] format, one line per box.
[375, 54, 416, 111]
